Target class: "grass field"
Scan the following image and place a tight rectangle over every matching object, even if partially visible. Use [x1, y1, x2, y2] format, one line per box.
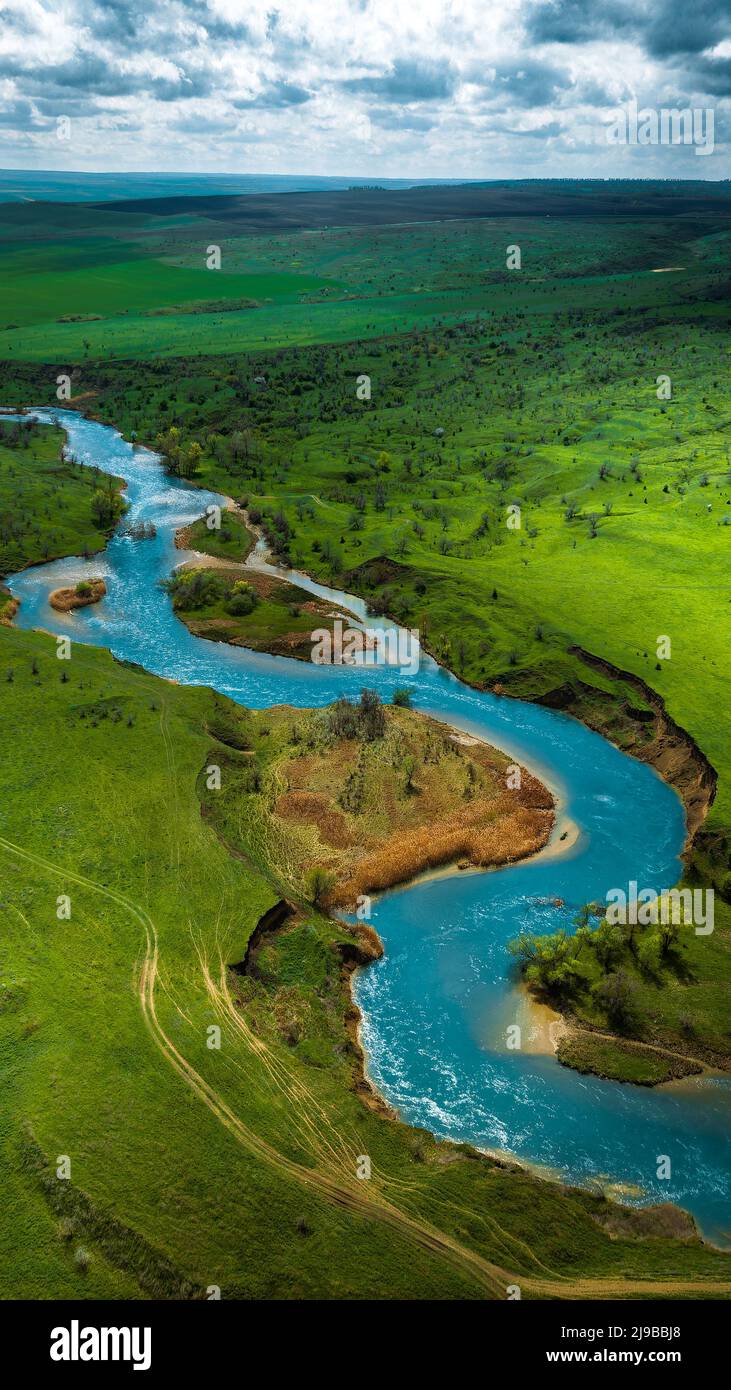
[0, 418, 122, 581]
[0, 181, 729, 1296]
[2, 624, 729, 1299]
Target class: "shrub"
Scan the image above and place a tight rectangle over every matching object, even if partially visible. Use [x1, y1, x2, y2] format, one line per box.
[225, 580, 257, 617]
[304, 866, 336, 906]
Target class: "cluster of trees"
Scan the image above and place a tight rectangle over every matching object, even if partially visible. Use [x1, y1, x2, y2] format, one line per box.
[321, 689, 386, 744]
[164, 569, 258, 618]
[508, 904, 688, 1034]
[0, 418, 38, 448]
[91, 480, 127, 529]
[154, 426, 203, 479]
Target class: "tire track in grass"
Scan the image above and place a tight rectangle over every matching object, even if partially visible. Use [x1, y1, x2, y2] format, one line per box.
[3, 832, 730, 1298]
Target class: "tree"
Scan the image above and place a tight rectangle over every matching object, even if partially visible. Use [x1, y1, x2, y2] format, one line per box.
[359, 688, 385, 741]
[592, 919, 623, 968]
[180, 441, 203, 478]
[304, 866, 336, 907]
[154, 426, 182, 473]
[91, 482, 125, 529]
[402, 754, 416, 794]
[509, 930, 580, 1001]
[594, 969, 640, 1032]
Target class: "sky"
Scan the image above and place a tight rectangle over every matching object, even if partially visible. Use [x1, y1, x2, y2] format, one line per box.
[0, 0, 729, 178]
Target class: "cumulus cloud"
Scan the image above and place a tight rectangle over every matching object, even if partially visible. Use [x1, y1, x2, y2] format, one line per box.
[0, 0, 727, 176]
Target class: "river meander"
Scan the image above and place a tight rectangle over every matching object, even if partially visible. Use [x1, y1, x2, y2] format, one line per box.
[6, 411, 729, 1244]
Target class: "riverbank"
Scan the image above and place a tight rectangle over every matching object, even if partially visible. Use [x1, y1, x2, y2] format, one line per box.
[174, 499, 728, 1091]
[6, 408, 729, 1254]
[190, 500, 718, 863]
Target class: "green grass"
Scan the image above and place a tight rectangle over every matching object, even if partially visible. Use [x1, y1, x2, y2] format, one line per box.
[0, 419, 122, 578]
[1, 625, 728, 1297]
[177, 510, 254, 562]
[556, 1034, 702, 1087]
[0, 240, 337, 331]
[1, 189, 730, 1297]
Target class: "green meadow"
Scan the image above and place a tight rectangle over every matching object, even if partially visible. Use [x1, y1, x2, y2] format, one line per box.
[1, 183, 730, 1297]
[1, 625, 729, 1298]
[0, 418, 121, 580]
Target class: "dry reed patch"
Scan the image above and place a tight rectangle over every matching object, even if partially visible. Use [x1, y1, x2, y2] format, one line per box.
[49, 578, 106, 612]
[327, 798, 553, 906]
[284, 756, 317, 790]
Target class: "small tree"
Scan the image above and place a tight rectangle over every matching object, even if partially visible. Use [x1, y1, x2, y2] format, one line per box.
[594, 969, 640, 1032]
[304, 866, 336, 907]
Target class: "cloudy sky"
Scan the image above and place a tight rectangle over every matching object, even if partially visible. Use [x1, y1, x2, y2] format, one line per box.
[0, 0, 729, 177]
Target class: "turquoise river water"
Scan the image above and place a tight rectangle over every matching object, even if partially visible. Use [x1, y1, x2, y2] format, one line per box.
[5, 411, 729, 1244]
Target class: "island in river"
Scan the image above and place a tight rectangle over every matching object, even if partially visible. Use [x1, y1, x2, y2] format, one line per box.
[202, 694, 555, 912]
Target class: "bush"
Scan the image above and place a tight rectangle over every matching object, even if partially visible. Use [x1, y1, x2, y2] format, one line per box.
[304, 866, 336, 906]
[163, 568, 223, 612]
[594, 969, 641, 1032]
[225, 580, 257, 617]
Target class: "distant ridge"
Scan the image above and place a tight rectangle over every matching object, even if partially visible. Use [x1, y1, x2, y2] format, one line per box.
[95, 179, 731, 232]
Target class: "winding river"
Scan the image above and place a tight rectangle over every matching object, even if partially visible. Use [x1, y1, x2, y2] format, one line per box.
[6, 411, 730, 1244]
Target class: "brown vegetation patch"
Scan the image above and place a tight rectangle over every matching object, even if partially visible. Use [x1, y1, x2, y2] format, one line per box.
[49, 578, 106, 611]
[595, 1202, 698, 1242]
[328, 796, 553, 906]
[0, 590, 19, 625]
[276, 791, 354, 848]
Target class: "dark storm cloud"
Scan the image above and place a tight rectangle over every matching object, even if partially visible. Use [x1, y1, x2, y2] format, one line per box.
[0, 99, 40, 129]
[41, 54, 141, 96]
[524, 0, 731, 109]
[525, 0, 730, 57]
[340, 58, 457, 102]
[691, 56, 731, 98]
[19, 51, 215, 103]
[643, 1, 731, 58]
[85, 0, 149, 42]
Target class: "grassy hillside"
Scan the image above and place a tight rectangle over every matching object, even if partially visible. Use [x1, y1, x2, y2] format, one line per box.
[1, 623, 729, 1299]
[4, 211, 723, 845]
[0, 417, 124, 581]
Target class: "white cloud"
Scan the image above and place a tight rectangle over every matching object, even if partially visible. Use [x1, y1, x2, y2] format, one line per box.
[0, 0, 728, 175]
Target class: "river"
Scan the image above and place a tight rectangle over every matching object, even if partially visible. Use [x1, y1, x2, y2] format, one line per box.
[5, 410, 730, 1245]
